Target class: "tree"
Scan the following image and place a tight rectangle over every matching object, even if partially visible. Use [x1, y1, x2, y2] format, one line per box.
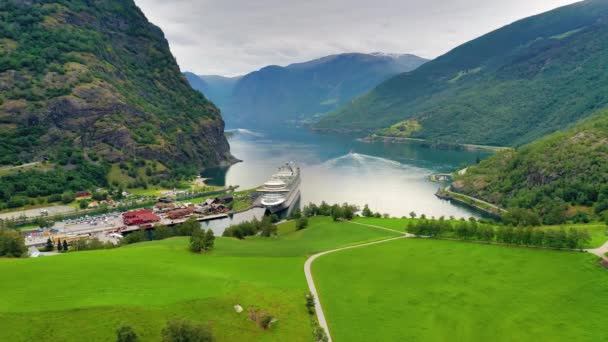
[45, 237, 54, 252]
[0, 228, 27, 257]
[57, 240, 63, 252]
[177, 217, 200, 236]
[116, 325, 138, 342]
[203, 229, 215, 251]
[190, 229, 205, 253]
[295, 217, 309, 230]
[61, 191, 75, 204]
[362, 204, 373, 217]
[79, 200, 89, 209]
[161, 319, 213, 342]
[153, 225, 173, 240]
[62, 240, 68, 252]
[409, 211, 417, 219]
[290, 208, 302, 220]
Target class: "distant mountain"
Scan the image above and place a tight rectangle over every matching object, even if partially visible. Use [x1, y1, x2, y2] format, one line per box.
[185, 53, 427, 127]
[184, 73, 241, 110]
[0, 0, 233, 170]
[453, 109, 608, 225]
[316, 0, 608, 146]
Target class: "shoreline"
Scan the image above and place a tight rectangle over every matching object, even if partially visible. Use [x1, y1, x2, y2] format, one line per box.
[360, 135, 512, 152]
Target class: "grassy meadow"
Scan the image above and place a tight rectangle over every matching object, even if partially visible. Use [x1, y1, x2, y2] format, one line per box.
[0, 217, 397, 341]
[314, 238, 608, 341]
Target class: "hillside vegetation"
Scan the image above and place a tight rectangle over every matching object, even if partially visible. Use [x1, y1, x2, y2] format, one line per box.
[0, 0, 233, 168]
[453, 110, 608, 224]
[186, 53, 427, 127]
[316, 0, 608, 146]
[0, 0, 235, 209]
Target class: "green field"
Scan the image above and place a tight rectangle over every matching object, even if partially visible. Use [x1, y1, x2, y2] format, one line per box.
[314, 238, 608, 341]
[0, 217, 397, 341]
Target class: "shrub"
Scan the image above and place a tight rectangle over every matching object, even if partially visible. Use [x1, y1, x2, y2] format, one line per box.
[0, 228, 27, 257]
[296, 217, 309, 230]
[259, 315, 274, 330]
[161, 319, 213, 342]
[116, 325, 138, 342]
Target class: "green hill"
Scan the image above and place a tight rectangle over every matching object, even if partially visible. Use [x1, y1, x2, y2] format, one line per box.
[453, 110, 608, 224]
[0, 0, 233, 169]
[315, 0, 608, 146]
[0, 217, 397, 341]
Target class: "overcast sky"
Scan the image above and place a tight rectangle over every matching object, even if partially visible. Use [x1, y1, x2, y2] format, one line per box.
[134, 0, 579, 76]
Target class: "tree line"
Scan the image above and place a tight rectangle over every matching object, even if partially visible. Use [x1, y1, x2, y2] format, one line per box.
[406, 218, 592, 249]
[222, 216, 277, 239]
[302, 202, 359, 221]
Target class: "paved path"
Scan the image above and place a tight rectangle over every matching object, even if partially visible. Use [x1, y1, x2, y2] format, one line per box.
[586, 240, 608, 261]
[303, 222, 408, 342]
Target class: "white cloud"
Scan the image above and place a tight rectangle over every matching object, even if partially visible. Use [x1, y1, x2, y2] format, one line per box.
[134, 0, 580, 76]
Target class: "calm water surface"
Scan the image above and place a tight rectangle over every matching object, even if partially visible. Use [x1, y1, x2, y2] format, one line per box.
[203, 128, 492, 219]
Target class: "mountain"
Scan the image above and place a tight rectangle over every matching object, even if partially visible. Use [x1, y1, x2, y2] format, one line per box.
[453, 109, 608, 225]
[316, 0, 608, 147]
[0, 0, 233, 170]
[184, 73, 241, 111]
[186, 53, 427, 127]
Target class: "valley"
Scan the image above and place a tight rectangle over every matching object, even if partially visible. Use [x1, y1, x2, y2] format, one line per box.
[2, 0, 608, 341]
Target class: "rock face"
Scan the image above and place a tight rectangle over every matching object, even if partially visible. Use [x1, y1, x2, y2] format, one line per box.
[0, 0, 234, 169]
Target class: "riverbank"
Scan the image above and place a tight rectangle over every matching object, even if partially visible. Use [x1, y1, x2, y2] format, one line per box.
[360, 134, 512, 152]
[436, 186, 506, 218]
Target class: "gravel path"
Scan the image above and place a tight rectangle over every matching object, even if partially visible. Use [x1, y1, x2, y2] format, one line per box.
[586, 240, 608, 260]
[304, 222, 409, 342]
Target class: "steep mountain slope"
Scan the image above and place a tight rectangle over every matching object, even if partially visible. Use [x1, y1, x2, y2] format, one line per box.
[316, 0, 608, 146]
[186, 53, 427, 127]
[453, 110, 608, 224]
[184, 73, 241, 111]
[0, 0, 233, 169]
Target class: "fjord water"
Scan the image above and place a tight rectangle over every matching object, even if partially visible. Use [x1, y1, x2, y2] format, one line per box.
[203, 128, 492, 218]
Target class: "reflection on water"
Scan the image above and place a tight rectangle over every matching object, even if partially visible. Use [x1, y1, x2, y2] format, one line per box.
[203, 127, 492, 219]
[201, 207, 267, 235]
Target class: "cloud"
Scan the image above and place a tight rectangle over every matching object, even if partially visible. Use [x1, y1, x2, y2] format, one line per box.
[134, 0, 580, 76]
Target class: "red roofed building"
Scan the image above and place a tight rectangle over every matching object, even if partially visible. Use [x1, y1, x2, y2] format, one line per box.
[122, 209, 160, 226]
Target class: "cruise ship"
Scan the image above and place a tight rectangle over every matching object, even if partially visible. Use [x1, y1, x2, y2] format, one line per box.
[259, 162, 301, 213]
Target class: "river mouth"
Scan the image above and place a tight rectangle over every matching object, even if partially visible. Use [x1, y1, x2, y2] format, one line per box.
[203, 127, 492, 219]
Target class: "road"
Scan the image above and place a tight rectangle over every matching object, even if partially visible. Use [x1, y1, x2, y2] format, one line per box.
[303, 222, 409, 342]
[0, 205, 75, 220]
[586, 240, 608, 261]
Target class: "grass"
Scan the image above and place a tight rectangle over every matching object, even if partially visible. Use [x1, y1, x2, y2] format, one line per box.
[314, 238, 608, 342]
[0, 216, 397, 341]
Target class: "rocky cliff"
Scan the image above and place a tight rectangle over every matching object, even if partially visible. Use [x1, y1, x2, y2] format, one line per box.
[0, 0, 234, 169]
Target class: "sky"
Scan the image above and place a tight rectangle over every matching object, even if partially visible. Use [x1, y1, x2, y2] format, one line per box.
[135, 0, 580, 77]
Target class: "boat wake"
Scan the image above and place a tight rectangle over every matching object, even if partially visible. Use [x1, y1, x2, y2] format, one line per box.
[322, 152, 427, 175]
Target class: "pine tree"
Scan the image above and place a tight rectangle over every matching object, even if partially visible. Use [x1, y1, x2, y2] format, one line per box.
[45, 238, 54, 252]
[56, 240, 62, 252]
[62, 240, 68, 252]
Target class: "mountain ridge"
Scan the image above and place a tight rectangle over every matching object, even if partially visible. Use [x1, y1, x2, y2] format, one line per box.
[185, 52, 428, 127]
[315, 0, 608, 147]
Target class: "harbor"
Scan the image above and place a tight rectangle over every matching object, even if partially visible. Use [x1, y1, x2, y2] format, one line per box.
[22, 162, 303, 248]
